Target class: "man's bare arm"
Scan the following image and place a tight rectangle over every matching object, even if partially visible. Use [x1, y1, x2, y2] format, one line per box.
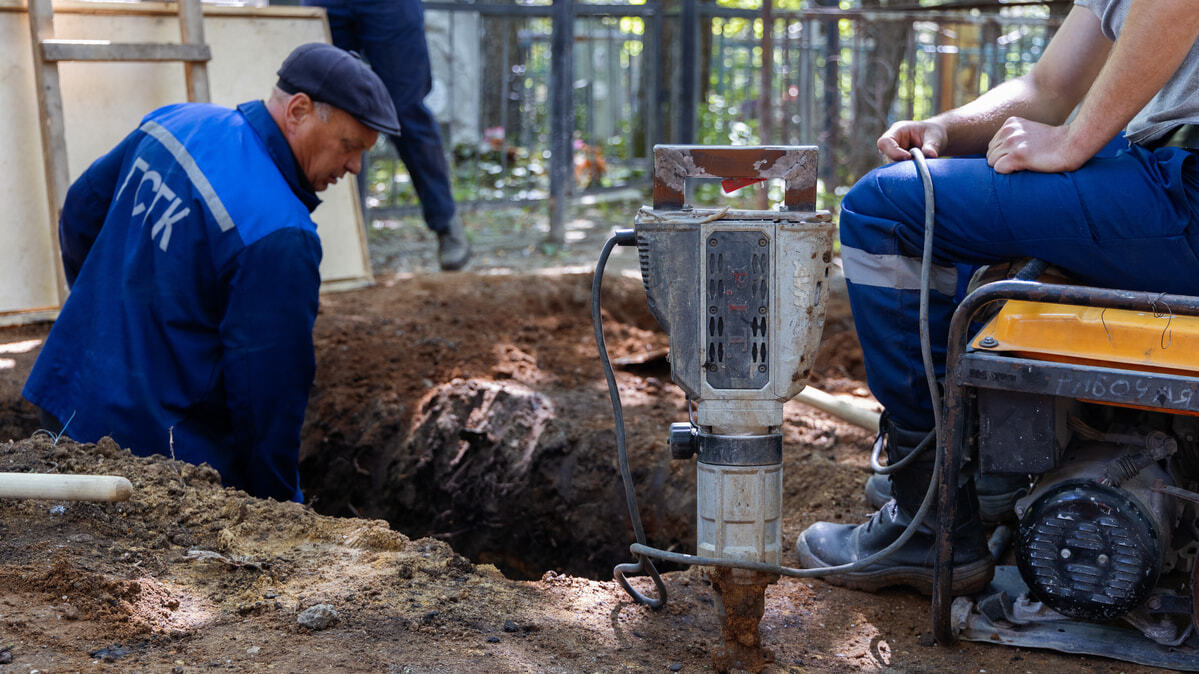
[989, 0, 1199, 173]
[878, 6, 1110, 160]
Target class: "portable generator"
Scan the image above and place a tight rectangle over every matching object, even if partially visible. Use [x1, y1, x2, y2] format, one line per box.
[934, 274, 1199, 669]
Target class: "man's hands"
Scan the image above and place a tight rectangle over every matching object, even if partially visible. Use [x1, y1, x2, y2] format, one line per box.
[871, 7, 1113, 173]
[876, 116, 1088, 175]
[877, 120, 948, 161]
[986, 116, 1087, 174]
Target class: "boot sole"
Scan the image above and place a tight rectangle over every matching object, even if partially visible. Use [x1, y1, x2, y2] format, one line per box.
[439, 249, 471, 271]
[795, 535, 993, 596]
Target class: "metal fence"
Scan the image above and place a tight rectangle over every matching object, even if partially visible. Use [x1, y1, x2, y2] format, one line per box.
[365, 0, 662, 237]
[366, 1, 1062, 240]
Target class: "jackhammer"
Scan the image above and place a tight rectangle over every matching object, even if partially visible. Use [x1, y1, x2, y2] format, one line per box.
[592, 144, 956, 671]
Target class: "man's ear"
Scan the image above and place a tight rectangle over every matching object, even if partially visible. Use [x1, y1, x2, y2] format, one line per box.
[283, 92, 316, 132]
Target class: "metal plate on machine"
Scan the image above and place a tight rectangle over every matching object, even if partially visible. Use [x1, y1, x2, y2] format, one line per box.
[956, 566, 1199, 670]
[958, 352, 1199, 415]
[705, 230, 769, 390]
[978, 389, 1059, 474]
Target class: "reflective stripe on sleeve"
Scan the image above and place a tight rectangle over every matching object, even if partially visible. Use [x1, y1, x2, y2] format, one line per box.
[841, 244, 958, 295]
[139, 121, 236, 232]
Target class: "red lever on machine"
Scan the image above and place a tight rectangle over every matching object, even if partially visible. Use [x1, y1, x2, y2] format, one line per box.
[720, 177, 766, 193]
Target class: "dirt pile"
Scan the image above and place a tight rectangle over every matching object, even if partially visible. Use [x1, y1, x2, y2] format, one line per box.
[2, 429, 714, 670]
[0, 432, 866, 673]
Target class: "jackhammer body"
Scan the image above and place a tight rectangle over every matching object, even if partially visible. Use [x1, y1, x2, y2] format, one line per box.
[620, 145, 833, 670]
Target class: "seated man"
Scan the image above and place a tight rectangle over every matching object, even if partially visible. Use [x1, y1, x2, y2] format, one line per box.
[23, 43, 399, 502]
[796, 0, 1199, 594]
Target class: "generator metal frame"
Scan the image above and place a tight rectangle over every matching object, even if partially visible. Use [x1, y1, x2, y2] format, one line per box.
[932, 279, 1199, 643]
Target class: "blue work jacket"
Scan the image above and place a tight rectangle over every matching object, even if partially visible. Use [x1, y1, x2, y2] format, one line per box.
[24, 101, 323, 502]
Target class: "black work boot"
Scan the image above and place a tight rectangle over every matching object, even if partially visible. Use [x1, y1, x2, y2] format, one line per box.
[795, 417, 993, 595]
[864, 471, 1029, 524]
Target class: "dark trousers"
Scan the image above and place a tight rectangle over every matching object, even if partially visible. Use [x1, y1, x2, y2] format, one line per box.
[302, 0, 457, 233]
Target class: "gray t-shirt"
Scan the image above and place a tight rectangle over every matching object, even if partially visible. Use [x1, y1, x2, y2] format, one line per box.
[1075, 0, 1199, 144]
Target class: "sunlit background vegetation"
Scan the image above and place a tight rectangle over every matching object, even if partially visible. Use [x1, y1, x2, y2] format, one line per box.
[366, 0, 1063, 221]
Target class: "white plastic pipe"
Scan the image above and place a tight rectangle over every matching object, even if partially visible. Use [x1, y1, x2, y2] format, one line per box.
[0, 473, 133, 502]
[794, 386, 881, 433]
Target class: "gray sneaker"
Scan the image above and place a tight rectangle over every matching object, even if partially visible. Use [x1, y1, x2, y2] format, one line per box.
[437, 215, 471, 271]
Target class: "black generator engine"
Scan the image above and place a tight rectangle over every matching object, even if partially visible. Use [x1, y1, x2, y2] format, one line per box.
[1014, 429, 1183, 623]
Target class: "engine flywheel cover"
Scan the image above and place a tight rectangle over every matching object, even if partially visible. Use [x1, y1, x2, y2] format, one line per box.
[1017, 479, 1160, 622]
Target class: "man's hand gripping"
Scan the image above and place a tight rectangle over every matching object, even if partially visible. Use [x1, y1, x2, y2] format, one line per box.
[877, 120, 948, 162]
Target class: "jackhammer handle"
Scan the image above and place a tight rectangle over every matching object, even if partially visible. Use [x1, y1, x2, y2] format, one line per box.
[651, 144, 819, 211]
[0, 473, 133, 502]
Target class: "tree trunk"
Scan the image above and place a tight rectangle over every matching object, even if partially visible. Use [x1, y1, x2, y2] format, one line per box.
[845, 0, 911, 184]
[637, 0, 678, 149]
[816, 0, 840, 191]
[479, 9, 524, 150]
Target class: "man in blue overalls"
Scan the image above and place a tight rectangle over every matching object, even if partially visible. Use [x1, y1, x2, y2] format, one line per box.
[796, 0, 1199, 595]
[23, 43, 399, 502]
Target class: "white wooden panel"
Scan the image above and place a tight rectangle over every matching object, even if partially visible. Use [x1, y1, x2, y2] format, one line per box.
[0, 15, 59, 315]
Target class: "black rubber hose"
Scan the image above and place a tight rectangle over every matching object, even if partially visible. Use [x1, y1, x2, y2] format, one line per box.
[1014, 258, 1049, 282]
[593, 229, 667, 609]
[911, 148, 945, 454]
[873, 149, 941, 475]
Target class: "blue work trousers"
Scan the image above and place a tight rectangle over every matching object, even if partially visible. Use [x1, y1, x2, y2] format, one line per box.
[303, 0, 457, 233]
[841, 139, 1199, 432]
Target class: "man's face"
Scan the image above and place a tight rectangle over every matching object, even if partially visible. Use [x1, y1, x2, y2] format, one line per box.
[287, 97, 379, 192]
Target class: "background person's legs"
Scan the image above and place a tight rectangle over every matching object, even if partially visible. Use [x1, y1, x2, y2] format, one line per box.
[303, 0, 361, 53]
[302, 0, 469, 270]
[390, 101, 458, 240]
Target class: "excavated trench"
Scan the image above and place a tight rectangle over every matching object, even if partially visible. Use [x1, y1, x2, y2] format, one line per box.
[298, 273, 698, 580]
[301, 373, 696, 580]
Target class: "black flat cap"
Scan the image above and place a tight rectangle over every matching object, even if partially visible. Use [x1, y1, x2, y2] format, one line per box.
[276, 43, 401, 136]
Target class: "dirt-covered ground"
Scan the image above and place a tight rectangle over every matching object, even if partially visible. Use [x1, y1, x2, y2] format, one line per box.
[0, 205, 1155, 672]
